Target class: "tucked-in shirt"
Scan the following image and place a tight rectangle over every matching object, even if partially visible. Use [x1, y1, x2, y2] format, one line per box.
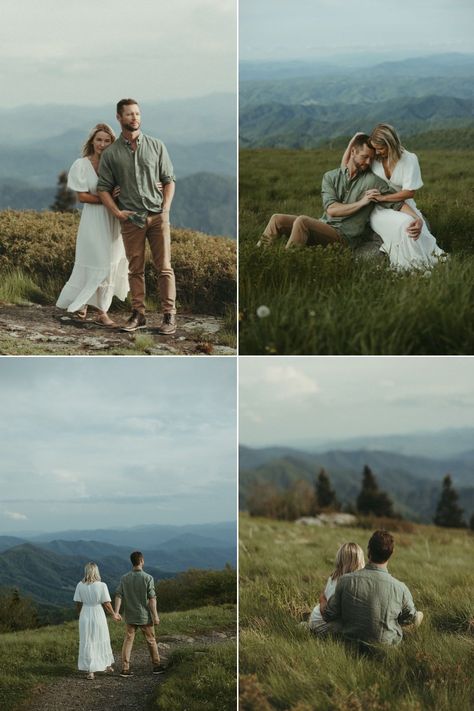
[320, 167, 403, 247]
[97, 133, 175, 228]
[322, 563, 417, 645]
[116, 569, 156, 625]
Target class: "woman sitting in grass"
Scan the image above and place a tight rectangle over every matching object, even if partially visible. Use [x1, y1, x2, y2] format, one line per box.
[308, 542, 365, 636]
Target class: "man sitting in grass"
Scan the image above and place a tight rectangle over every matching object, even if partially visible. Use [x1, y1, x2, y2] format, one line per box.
[257, 134, 422, 252]
[322, 530, 423, 645]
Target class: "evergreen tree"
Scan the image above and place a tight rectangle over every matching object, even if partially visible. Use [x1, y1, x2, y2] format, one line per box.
[50, 171, 76, 212]
[470, 513, 474, 532]
[356, 465, 395, 518]
[434, 474, 466, 528]
[315, 468, 339, 510]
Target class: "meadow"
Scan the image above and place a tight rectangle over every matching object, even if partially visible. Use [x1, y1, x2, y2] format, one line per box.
[0, 210, 236, 315]
[0, 604, 236, 711]
[239, 149, 474, 354]
[239, 514, 474, 711]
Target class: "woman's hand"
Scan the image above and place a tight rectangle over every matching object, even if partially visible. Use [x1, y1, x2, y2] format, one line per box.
[341, 132, 366, 167]
[112, 612, 122, 622]
[112, 185, 121, 200]
[406, 217, 423, 240]
[319, 593, 328, 614]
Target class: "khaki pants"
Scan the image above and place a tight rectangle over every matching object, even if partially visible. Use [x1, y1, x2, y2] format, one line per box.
[122, 624, 160, 671]
[263, 213, 345, 248]
[121, 213, 176, 314]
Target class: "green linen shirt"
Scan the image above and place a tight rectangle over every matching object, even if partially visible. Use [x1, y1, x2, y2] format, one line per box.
[97, 133, 175, 228]
[320, 167, 403, 248]
[322, 563, 417, 645]
[116, 569, 156, 625]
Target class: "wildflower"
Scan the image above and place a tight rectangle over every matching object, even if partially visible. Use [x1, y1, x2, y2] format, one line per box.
[256, 305, 270, 318]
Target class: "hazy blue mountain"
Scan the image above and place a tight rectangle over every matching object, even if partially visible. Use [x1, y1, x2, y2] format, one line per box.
[239, 445, 474, 522]
[0, 536, 27, 552]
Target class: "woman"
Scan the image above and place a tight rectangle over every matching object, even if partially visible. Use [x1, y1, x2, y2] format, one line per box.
[73, 562, 121, 680]
[56, 124, 129, 326]
[343, 124, 445, 270]
[308, 542, 365, 636]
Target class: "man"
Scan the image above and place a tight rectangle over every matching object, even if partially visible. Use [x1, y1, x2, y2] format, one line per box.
[258, 134, 423, 251]
[97, 98, 177, 334]
[322, 530, 423, 645]
[114, 551, 164, 677]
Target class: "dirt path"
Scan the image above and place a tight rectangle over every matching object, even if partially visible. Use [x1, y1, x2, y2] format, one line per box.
[23, 631, 232, 711]
[0, 304, 235, 355]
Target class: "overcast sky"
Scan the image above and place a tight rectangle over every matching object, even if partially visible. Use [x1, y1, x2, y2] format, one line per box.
[240, 0, 474, 61]
[0, 0, 236, 106]
[240, 357, 474, 448]
[0, 358, 236, 534]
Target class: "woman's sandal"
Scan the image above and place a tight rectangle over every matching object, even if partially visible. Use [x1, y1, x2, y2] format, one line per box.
[93, 313, 116, 328]
[86, 672, 95, 680]
[105, 666, 114, 673]
[73, 308, 88, 321]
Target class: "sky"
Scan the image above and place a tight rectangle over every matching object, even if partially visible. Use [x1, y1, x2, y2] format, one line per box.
[0, 0, 236, 106]
[240, 0, 474, 61]
[0, 358, 237, 534]
[240, 357, 474, 448]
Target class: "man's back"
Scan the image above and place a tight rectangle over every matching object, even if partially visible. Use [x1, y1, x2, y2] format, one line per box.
[116, 569, 155, 625]
[324, 563, 417, 645]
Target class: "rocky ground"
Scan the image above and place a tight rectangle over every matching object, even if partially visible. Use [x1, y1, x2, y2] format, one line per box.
[22, 631, 233, 711]
[0, 304, 236, 355]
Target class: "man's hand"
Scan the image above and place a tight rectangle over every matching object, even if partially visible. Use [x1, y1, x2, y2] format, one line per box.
[152, 615, 160, 625]
[359, 189, 380, 206]
[406, 217, 423, 240]
[112, 612, 122, 622]
[117, 210, 136, 222]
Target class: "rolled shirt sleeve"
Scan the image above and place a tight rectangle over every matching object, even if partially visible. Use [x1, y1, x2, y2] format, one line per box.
[158, 143, 175, 184]
[96, 151, 116, 193]
[321, 172, 339, 211]
[147, 575, 156, 600]
[115, 578, 124, 599]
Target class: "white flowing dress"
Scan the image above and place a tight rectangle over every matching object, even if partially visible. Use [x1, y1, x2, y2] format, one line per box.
[370, 150, 445, 270]
[56, 158, 129, 313]
[73, 581, 115, 672]
[308, 576, 337, 634]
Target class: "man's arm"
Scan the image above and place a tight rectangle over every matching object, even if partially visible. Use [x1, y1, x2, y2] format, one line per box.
[398, 586, 417, 626]
[148, 596, 160, 625]
[326, 190, 379, 218]
[114, 594, 122, 615]
[322, 580, 342, 622]
[161, 181, 175, 214]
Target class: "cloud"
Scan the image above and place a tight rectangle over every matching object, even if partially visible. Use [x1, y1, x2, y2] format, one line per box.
[4, 511, 28, 521]
[263, 365, 320, 399]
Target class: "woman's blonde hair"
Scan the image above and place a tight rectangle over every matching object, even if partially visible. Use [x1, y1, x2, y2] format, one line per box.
[81, 123, 116, 157]
[83, 562, 101, 584]
[369, 123, 404, 167]
[330, 542, 365, 581]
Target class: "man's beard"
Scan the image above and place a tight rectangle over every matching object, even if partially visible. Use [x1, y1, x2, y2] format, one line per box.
[123, 122, 140, 132]
[353, 158, 370, 173]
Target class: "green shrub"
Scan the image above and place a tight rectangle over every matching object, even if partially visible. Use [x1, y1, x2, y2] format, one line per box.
[156, 566, 237, 611]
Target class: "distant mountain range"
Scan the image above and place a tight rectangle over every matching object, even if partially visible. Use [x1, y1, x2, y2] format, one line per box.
[0, 521, 236, 607]
[240, 53, 474, 148]
[240, 430, 474, 523]
[0, 93, 237, 237]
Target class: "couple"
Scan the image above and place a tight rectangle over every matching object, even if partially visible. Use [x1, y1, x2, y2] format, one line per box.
[56, 98, 177, 335]
[308, 530, 423, 646]
[259, 124, 445, 270]
[73, 552, 164, 680]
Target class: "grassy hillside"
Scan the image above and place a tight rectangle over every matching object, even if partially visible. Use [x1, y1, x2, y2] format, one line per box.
[0, 210, 236, 315]
[239, 514, 474, 711]
[239, 148, 474, 354]
[0, 605, 236, 711]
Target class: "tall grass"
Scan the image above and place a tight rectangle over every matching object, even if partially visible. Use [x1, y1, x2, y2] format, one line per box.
[239, 149, 474, 354]
[0, 605, 236, 711]
[239, 515, 474, 711]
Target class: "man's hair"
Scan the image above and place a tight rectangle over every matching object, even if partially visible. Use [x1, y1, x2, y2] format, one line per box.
[130, 551, 144, 566]
[117, 98, 139, 115]
[351, 133, 373, 151]
[368, 530, 394, 563]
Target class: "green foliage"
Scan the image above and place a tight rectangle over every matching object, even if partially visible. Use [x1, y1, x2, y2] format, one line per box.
[0, 589, 38, 632]
[357, 465, 395, 518]
[315, 468, 339, 511]
[434, 475, 466, 528]
[247, 480, 316, 521]
[49, 171, 76, 213]
[0, 210, 236, 314]
[240, 514, 474, 711]
[155, 566, 236, 611]
[239, 148, 474, 354]
[153, 641, 236, 711]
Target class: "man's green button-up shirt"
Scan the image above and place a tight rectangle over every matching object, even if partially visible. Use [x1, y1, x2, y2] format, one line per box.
[320, 167, 403, 248]
[97, 133, 175, 228]
[116, 569, 156, 625]
[323, 563, 418, 645]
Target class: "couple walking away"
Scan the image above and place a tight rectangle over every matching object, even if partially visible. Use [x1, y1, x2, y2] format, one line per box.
[308, 530, 423, 646]
[74, 552, 164, 680]
[259, 123, 445, 271]
[56, 98, 176, 335]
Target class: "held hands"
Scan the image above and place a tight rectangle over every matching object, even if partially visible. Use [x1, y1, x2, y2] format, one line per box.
[112, 612, 122, 622]
[406, 218, 423, 240]
[360, 189, 381, 205]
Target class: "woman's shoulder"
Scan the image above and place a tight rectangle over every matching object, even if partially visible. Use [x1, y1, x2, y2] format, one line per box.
[400, 150, 420, 165]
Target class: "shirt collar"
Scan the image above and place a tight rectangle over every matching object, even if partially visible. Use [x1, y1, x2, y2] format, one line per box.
[120, 132, 142, 146]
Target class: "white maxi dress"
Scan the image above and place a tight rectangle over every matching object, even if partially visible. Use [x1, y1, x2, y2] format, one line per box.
[56, 157, 129, 313]
[73, 581, 115, 672]
[370, 150, 445, 270]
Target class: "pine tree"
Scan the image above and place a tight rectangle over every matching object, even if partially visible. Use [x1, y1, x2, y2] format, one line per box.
[470, 513, 474, 531]
[356, 465, 395, 518]
[315, 468, 339, 510]
[433, 474, 466, 528]
[50, 171, 76, 212]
